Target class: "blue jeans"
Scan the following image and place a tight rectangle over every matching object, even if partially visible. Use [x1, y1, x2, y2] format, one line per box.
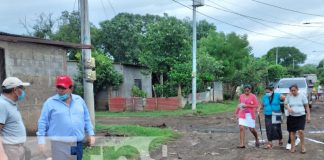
[51, 141, 83, 160]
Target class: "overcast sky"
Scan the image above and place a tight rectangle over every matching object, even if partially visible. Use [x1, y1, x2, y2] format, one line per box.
[1, 0, 324, 65]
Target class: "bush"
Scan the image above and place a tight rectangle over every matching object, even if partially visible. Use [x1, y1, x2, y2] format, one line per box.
[131, 86, 147, 98]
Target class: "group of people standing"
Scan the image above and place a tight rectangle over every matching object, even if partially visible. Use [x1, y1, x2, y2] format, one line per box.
[235, 84, 311, 154]
[0, 75, 95, 160]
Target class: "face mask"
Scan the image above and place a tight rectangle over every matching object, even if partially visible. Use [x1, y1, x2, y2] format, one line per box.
[266, 93, 272, 97]
[57, 93, 69, 101]
[18, 90, 25, 101]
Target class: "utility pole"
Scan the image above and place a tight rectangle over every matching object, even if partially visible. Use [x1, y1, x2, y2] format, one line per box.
[192, 0, 204, 110]
[276, 47, 278, 65]
[80, 0, 95, 126]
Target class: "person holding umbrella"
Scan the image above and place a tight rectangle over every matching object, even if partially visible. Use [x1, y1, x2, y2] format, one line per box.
[235, 84, 260, 148]
[257, 86, 284, 149]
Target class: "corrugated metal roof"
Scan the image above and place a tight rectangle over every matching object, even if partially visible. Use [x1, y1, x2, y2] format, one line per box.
[0, 32, 91, 49]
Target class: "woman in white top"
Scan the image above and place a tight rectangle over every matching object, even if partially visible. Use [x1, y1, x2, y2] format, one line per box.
[284, 84, 311, 153]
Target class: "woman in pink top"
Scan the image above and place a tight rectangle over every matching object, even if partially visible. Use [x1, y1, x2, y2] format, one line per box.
[235, 85, 260, 148]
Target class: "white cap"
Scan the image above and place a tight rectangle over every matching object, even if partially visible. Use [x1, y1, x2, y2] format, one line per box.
[2, 77, 30, 89]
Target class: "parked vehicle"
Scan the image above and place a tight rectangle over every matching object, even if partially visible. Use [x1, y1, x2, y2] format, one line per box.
[274, 77, 312, 108]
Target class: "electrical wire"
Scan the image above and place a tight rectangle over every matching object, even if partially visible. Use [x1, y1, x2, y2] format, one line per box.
[106, 0, 117, 16]
[172, 0, 292, 39]
[204, 2, 324, 46]
[251, 0, 324, 18]
[99, 0, 109, 18]
[207, 0, 323, 28]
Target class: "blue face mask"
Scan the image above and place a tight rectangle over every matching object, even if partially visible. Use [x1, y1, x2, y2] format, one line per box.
[57, 93, 69, 101]
[266, 93, 272, 97]
[18, 90, 25, 101]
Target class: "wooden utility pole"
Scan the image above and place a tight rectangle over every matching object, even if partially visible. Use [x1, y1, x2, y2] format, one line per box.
[80, 0, 95, 126]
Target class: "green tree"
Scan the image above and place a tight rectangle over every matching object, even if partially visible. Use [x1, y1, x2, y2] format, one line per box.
[197, 53, 223, 91]
[267, 64, 288, 82]
[97, 13, 161, 64]
[300, 64, 317, 74]
[28, 13, 55, 39]
[317, 59, 324, 69]
[263, 47, 307, 67]
[183, 19, 216, 40]
[74, 50, 123, 95]
[140, 14, 191, 97]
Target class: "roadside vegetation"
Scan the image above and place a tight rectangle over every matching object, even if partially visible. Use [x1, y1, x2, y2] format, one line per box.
[83, 124, 179, 160]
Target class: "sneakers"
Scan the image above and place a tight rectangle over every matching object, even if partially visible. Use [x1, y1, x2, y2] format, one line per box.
[286, 143, 291, 150]
[286, 137, 300, 150]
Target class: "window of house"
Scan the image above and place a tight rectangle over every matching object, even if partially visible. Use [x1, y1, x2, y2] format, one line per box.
[134, 79, 142, 90]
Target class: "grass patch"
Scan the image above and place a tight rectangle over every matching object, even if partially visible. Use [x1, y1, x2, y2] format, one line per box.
[83, 124, 179, 160]
[96, 100, 237, 117]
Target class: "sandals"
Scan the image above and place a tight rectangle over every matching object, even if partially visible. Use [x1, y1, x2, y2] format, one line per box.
[290, 148, 296, 153]
[279, 141, 283, 146]
[301, 148, 306, 154]
[263, 143, 272, 149]
[236, 145, 246, 148]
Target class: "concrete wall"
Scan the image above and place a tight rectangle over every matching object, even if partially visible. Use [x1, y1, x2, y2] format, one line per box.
[0, 41, 67, 134]
[67, 61, 79, 79]
[181, 81, 224, 107]
[110, 64, 152, 98]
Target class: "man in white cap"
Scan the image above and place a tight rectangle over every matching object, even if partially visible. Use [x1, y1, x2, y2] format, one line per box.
[0, 77, 30, 160]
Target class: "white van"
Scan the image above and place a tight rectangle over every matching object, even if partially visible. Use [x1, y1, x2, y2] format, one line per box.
[274, 77, 312, 108]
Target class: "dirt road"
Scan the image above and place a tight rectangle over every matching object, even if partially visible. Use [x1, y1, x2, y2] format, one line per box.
[96, 102, 324, 160]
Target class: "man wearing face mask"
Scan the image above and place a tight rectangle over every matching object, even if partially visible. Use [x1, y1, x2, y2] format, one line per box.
[0, 77, 30, 160]
[36, 75, 95, 160]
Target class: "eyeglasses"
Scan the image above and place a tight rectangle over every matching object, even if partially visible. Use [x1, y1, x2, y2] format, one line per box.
[56, 86, 67, 90]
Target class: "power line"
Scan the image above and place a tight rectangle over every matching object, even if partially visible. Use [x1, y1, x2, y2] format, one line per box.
[207, 0, 323, 28]
[204, 2, 324, 46]
[99, 0, 109, 18]
[251, 0, 324, 18]
[106, 0, 117, 16]
[172, 0, 291, 39]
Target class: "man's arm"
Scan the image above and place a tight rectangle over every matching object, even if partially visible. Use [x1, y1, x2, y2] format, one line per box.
[82, 100, 95, 146]
[0, 124, 8, 160]
[36, 102, 51, 153]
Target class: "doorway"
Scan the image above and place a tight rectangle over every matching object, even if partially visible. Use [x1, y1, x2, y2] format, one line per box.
[0, 48, 6, 92]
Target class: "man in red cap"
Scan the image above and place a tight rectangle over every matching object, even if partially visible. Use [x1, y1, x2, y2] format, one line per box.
[36, 75, 95, 160]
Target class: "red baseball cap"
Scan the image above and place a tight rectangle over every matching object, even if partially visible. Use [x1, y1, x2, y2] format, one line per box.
[56, 75, 73, 89]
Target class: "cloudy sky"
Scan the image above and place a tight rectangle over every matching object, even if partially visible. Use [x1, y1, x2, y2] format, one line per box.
[1, 0, 324, 65]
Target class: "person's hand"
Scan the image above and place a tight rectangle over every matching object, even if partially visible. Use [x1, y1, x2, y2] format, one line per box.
[86, 136, 95, 146]
[257, 108, 261, 114]
[306, 115, 311, 123]
[38, 144, 47, 153]
[287, 107, 293, 113]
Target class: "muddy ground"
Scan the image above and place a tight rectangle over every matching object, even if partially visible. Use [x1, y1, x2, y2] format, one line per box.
[96, 102, 324, 160]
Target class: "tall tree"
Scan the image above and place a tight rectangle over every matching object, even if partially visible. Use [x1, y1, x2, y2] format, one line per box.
[263, 46, 307, 67]
[183, 19, 216, 40]
[140, 14, 191, 89]
[97, 13, 161, 64]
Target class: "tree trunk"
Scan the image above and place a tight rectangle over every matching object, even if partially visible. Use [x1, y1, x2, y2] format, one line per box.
[177, 84, 182, 97]
[160, 73, 164, 97]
